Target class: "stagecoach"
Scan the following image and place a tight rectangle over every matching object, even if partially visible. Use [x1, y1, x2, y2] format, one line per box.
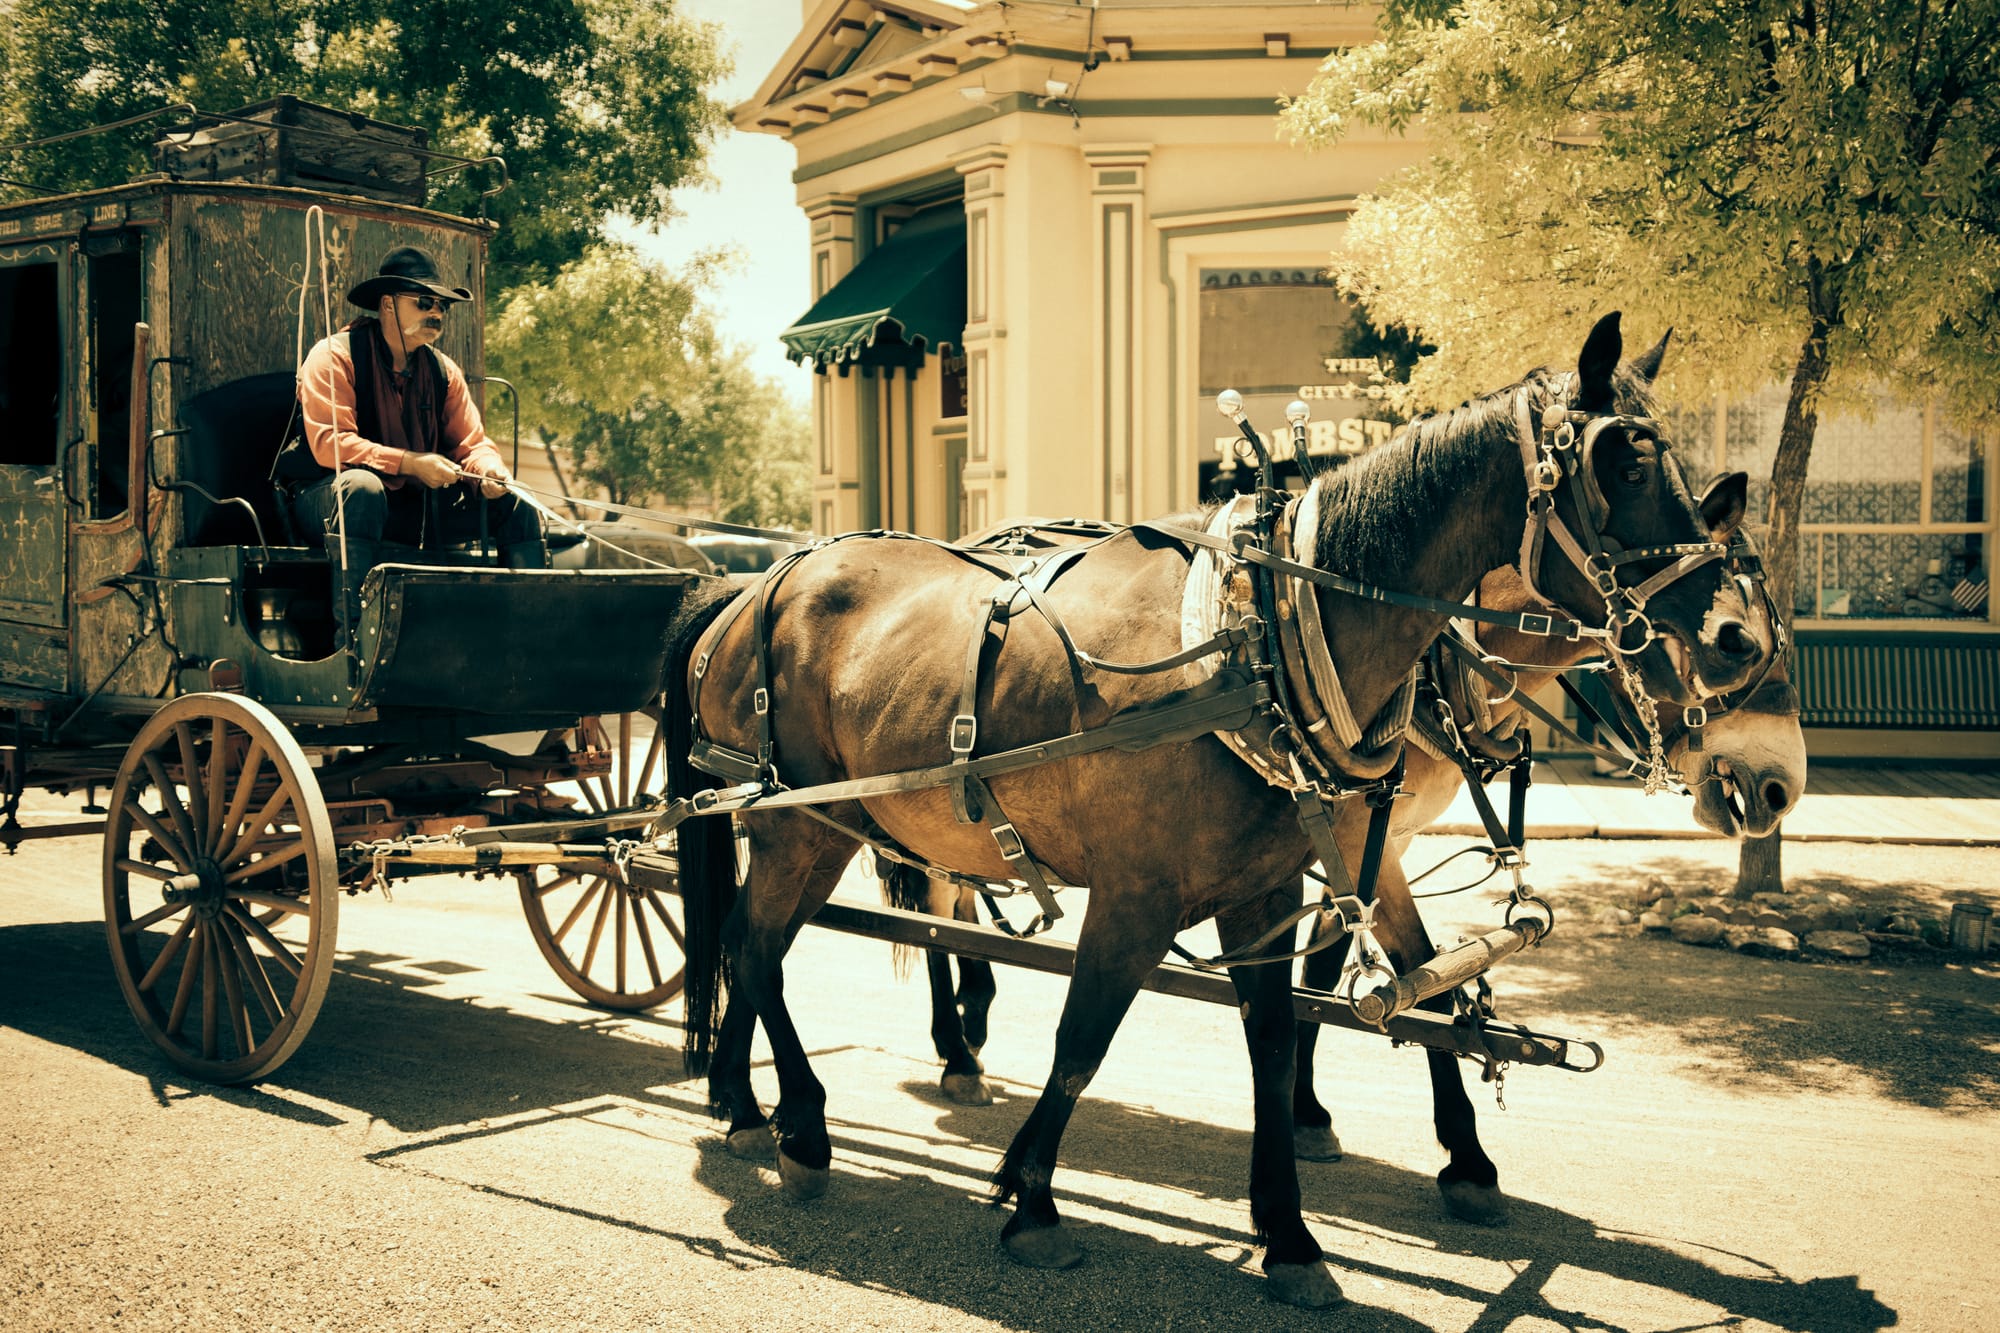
[1, 100, 1652, 1103]
[0, 102, 712, 1081]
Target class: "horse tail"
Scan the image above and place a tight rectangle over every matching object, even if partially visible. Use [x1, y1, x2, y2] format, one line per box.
[881, 858, 929, 982]
[663, 576, 749, 1079]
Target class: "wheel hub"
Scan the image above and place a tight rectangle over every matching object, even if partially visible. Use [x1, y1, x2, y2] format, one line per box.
[162, 859, 229, 918]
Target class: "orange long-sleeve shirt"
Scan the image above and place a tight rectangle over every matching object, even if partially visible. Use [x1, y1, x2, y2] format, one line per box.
[297, 323, 504, 487]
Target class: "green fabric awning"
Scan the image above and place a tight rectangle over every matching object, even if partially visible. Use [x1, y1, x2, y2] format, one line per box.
[780, 214, 966, 372]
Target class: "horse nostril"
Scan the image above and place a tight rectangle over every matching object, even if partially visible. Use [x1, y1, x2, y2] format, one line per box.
[1764, 781, 1790, 815]
[1716, 620, 1757, 660]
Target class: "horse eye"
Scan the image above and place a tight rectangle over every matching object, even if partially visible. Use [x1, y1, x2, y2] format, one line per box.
[1619, 463, 1647, 485]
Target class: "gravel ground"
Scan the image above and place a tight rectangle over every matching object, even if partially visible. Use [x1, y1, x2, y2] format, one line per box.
[3, 822, 1997, 1332]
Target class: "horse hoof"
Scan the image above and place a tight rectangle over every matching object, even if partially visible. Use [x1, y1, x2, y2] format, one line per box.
[726, 1125, 776, 1161]
[776, 1147, 829, 1201]
[1440, 1178, 1509, 1226]
[1294, 1124, 1343, 1161]
[940, 1072, 996, 1106]
[1003, 1225, 1084, 1270]
[1266, 1260, 1344, 1309]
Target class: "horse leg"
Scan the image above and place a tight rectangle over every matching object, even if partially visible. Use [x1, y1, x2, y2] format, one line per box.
[993, 886, 1175, 1272]
[930, 886, 996, 1105]
[952, 888, 997, 1058]
[1219, 891, 1343, 1309]
[1291, 917, 1350, 1161]
[716, 811, 854, 1198]
[1370, 860, 1506, 1225]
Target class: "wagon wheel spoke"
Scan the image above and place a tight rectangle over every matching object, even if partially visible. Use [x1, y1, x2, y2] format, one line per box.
[217, 740, 269, 857]
[550, 879, 606, 945]
[105, 694, 338, 1084]
[630, 892, 665, 991]
[200, 927, 220, 1060]
[174, 722, 210, 852]
[518, 863, 685, 1012]
[141, 754, 201, 870]
[204, 717, 229, 851]
[138, 914, 197, 994]
[645, 889, 686, 950]
[226, 904, 302, 981]
[614, 890, 629, 995]
[532, 870, 582, 901]
[219, 915, 284, 1027]
[579, 881, 615, 977]
[126, 803, 193, 875]
[165, 922, 204, 1036]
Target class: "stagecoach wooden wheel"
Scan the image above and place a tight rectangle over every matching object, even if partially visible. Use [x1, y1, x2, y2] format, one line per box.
[102, 693, 338, 1084]
[518, 704, 686, 1009]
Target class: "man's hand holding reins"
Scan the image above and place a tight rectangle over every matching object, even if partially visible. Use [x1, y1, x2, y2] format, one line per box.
[404, 452, 461, 489]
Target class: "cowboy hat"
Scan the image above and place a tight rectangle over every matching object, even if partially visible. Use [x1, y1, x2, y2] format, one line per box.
[346, 246, 475, 309]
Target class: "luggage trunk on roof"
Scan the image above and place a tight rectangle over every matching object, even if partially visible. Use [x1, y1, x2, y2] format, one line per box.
[150, 97, 431, 208]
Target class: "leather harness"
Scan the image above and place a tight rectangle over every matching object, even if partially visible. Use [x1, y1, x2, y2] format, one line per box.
[659, 376, 1746, 962]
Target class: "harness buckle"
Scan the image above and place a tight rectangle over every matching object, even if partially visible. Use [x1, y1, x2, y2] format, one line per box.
[1517, 611, 1555, 637]
[752, 687, 770, 716]
[990, 822, 1027, 862]
[948, 713, 979, 755]
[1532, 458, 1562, 493]
[693, 652, 709, 680]
[1682, 704, 1708, 730]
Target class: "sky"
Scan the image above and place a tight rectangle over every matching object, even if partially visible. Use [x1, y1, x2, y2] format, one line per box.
[613, 0, 816, 405]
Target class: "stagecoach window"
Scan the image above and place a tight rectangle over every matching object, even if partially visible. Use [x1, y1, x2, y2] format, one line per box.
[88, 249, 142, 517]
[0, 262, 61, 468]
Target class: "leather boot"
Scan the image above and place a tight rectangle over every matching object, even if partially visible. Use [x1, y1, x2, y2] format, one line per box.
[502, 538, 549, 570]
[330, 538, 379, 646]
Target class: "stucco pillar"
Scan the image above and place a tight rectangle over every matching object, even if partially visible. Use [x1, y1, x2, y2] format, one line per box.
[804, 193, 858, 534]
[1086, 145, 1151, 523]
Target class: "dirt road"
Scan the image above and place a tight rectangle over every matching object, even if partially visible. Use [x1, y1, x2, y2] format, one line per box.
[3, 825, 1997, 1332]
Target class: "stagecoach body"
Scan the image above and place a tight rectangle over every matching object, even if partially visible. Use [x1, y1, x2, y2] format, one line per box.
[0, 149, 709, 1082]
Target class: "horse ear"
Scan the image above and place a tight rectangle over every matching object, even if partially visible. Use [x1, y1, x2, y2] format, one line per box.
[1629, 328, 1673, 385]
[1576, 311, 1623, 406]
[1698, 471, 1748, 538]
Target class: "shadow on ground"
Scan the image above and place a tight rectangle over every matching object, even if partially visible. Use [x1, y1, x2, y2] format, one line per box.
[1, 918, 1899, 1332]
[1437, 852, 2000, 1111]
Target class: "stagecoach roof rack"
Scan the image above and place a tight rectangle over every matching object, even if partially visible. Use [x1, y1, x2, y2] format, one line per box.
[0, 98, 508, 210]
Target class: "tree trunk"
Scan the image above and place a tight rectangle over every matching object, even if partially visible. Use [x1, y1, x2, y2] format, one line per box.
[1734, 315, 1832, 897]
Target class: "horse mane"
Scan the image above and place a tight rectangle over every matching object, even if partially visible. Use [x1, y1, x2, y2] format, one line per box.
[1310, 362, 1660, 578]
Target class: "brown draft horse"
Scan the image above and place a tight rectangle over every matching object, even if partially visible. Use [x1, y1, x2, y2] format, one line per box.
[896, 504, 1806, 1114]
[666, 315, 1771, 1308]
[1283, 551, 1808, 1227]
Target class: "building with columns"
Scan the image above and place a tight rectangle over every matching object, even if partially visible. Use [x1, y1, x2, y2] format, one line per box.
[747, 1, 1408, 539]
[739, 0, 1996, 759]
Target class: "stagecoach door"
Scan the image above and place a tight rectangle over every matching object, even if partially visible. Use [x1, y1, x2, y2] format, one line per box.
[0, 244, 69, 692]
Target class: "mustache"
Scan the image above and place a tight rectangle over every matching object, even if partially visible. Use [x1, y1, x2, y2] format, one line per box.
[421, 320, 442, 330]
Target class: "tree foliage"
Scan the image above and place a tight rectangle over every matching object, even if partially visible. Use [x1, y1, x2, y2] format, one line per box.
[1283, 0, 2000, 419]
[1283, 0, 2000, 891]
[0, 0, 729, 292]
[488, 244, 809, 528]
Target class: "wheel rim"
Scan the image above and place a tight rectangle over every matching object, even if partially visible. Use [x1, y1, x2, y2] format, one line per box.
[103, 694, 337, 1083]
[519, 703, 685, 1009]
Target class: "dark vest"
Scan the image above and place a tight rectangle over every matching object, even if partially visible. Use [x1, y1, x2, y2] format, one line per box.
[276, 319, 449, 484]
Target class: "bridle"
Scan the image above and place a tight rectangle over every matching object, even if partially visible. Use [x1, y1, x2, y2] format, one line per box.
[1509, 376, 1736, 790]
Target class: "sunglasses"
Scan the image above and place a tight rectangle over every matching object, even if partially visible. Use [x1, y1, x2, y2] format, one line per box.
[408, 295, 455, 313]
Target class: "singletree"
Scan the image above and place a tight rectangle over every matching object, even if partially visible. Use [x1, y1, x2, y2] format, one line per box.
[1283, 0, 2000, 891]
